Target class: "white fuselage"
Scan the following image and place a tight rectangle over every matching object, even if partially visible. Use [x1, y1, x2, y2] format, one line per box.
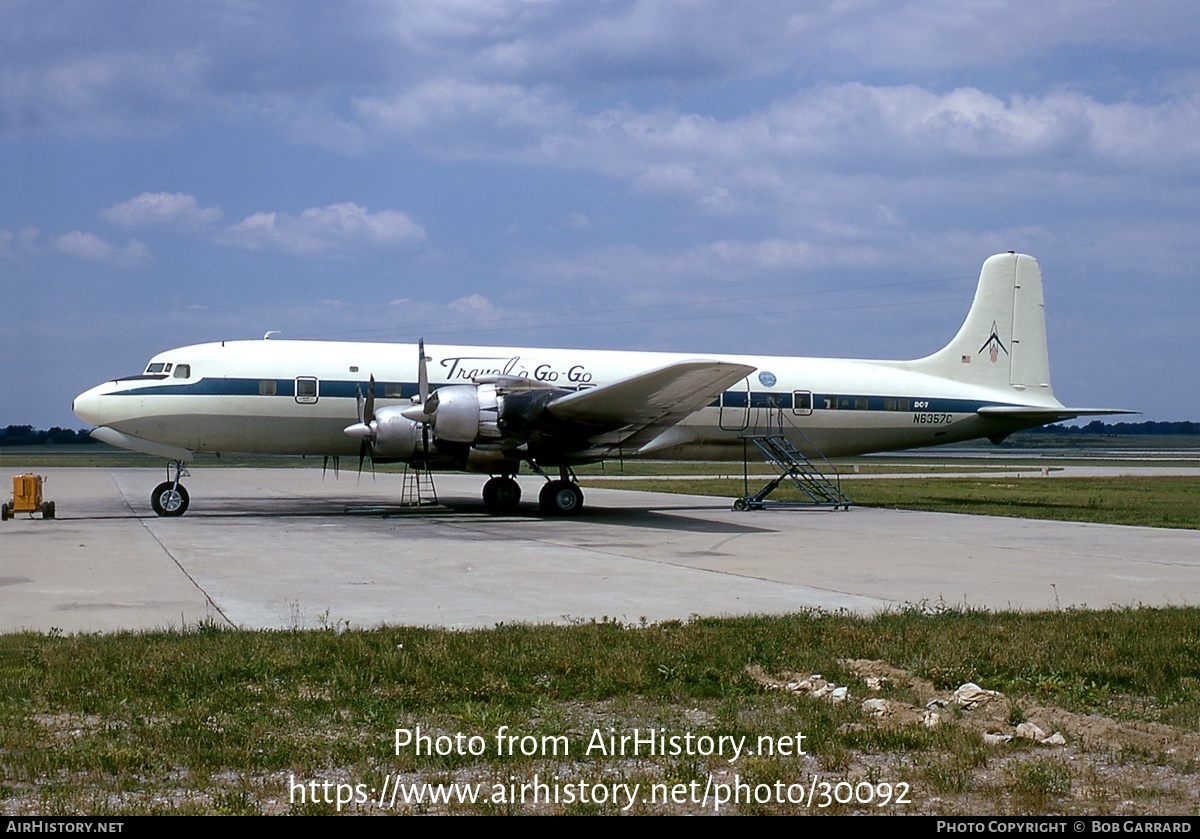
[72, 337, 1055, 464]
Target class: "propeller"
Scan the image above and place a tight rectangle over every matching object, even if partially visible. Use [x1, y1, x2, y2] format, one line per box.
[418, 338, 429, 408]
[416, 340, 431, 458]
[402, 341, 436, 420]
[343, 374, 377, 478]
[321, 455, 340, 480]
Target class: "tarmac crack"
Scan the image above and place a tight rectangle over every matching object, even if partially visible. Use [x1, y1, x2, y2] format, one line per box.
[109, 471, 237, 629]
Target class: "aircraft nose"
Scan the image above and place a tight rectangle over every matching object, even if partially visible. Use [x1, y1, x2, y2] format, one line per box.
[73, 384, 106, 426]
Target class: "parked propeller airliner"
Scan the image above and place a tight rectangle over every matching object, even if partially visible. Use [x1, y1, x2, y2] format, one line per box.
[73, 252, 1124, 517]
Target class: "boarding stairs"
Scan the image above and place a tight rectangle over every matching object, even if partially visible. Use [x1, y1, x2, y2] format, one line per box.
[735, 417, 851, 511]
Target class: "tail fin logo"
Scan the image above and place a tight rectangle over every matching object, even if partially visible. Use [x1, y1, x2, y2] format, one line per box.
[979, 321, 1009, 363]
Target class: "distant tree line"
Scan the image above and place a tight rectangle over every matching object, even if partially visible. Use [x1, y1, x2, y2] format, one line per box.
[0, 425, 100, 446]
[1022, 420, 1198, 436]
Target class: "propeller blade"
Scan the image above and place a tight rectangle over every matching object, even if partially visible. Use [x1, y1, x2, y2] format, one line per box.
[353, 377, 377, 483]
[418, 339, 429, 406]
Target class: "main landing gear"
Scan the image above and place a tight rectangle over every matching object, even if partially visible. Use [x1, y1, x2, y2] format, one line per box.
[482, 475, 522, 514]
[531, 463, 584, 516]
[151, 460, 190, 517]
[539, 480, 583, 515]
[483, 466, 585, 516]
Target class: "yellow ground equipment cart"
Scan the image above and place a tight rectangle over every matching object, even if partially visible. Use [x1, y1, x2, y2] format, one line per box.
[2, 473, 55, 520]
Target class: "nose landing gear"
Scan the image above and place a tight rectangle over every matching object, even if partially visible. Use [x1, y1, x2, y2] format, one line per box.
[151, 461, 190, 517]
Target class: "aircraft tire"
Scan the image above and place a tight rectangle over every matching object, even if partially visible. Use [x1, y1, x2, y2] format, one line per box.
[482, 476, 522, 514]
[151, 482, 190, 517]
[539, 480, 583, 516]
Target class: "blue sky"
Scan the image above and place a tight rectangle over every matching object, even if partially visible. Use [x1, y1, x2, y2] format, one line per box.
[2, 0, 1198, 427]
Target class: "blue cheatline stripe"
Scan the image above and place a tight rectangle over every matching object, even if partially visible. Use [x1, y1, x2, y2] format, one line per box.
[112, 378, 419, 399]
[111, 378, 1020, 415]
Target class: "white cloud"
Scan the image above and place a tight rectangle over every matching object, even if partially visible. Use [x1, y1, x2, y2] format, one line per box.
[102, 192, 223, 229]
[3, 0, 1194, 145]
[447, 293, 497, 318]
[218, 202, 428, 255]
[0, 226, 41, 258]
[54, 231, 149, 265]
[352, 78, 571, 155]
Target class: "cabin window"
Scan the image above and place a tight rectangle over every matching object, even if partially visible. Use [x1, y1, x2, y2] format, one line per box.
[792, 391, 813, 416]
[173, 364, 190, 379]
[384, 383, 404, 399]
[259, 380, 277, 396]
[349, 366, 359, 373]
[295, 376, 319, 404]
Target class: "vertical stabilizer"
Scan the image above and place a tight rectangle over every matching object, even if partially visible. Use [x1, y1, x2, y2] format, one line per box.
[910, 252, 1054, 397]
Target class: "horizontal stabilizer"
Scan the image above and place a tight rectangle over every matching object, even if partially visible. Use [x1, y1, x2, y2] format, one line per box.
[976, 406, 1137, 423]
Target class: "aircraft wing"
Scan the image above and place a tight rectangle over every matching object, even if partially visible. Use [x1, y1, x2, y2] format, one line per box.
[545, 359, 756, 456]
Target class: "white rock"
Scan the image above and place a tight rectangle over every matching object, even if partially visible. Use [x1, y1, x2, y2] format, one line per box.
[1015, 722, 1048, 741]
[954, 682, 1001, 709]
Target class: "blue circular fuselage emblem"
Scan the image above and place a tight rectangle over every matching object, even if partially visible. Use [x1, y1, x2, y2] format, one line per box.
[758, 371, 777, 387]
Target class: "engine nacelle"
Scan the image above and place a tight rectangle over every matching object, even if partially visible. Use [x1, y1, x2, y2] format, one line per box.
[371, 406, 423, 458]
[465, 448, 520, 474]
[428, 384, 503, 443]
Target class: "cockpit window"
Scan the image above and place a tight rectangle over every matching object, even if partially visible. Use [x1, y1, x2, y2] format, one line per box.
[173, 364, 191, 378]
[146, 363, 166, 374]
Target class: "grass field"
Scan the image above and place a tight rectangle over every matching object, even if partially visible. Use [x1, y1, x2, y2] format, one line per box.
[3, 607, 1198, 815]
[580, 475, 1200, 530]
